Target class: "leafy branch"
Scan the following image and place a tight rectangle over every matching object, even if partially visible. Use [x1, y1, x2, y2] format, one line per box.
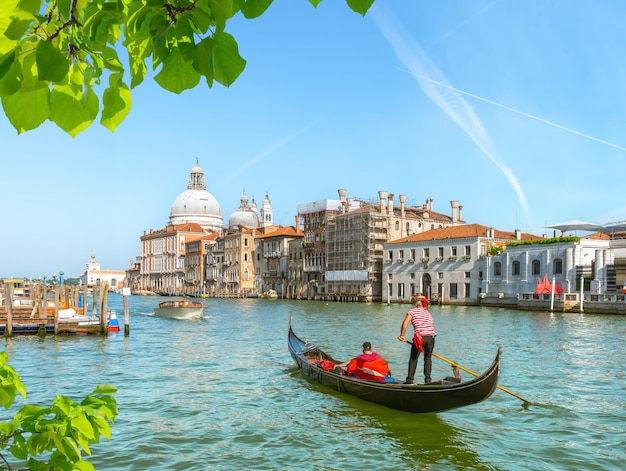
[0, 352, 118, 470]
[0, 0, 376, 136]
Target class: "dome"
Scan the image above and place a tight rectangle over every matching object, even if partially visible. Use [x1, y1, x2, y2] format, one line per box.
[169, 160, 226, 232]
[229, 190, 260, 230]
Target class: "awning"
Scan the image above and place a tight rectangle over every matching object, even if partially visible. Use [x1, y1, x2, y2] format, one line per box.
[545, 220, 604, 233]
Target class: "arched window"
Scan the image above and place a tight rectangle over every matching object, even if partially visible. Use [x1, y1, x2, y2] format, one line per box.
[494, 262, 502, 276]
[512, 261, 520, 276]
[532, 260, 541, 276]
[553, 258, 563, 275]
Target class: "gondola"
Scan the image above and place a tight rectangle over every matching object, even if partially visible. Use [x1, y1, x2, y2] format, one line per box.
[288, 319, 501, 413]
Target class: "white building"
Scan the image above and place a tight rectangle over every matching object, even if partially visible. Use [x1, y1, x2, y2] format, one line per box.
[80, 253, 126, 289]
[383, 224, 541, 304]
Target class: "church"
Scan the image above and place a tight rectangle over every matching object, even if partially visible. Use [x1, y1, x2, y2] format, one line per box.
[134, 160, 274, 295]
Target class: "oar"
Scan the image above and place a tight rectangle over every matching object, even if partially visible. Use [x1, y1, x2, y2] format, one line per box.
[400, 339, 533, 406]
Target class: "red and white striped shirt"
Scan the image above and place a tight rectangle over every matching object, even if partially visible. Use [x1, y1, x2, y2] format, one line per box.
[407, 307, 436, 336]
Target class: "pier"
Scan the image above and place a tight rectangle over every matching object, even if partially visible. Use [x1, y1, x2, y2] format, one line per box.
[0, 281, 113, 335]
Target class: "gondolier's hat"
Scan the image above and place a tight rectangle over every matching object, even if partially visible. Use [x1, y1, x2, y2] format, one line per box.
[362, 341, 372, 350]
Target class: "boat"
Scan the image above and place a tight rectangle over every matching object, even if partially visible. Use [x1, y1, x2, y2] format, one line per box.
[288, 319, 502, 414]
[154, 299, 204, 320]
[260, 289, 278, 299]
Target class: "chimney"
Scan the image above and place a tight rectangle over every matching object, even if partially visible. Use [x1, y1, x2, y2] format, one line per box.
[295, 215, 300, 229]
[388, 193, 394, 215]
[347, 198, 353, 211]
[429, 197, 434, 212]
[338, 189, 347, 213]
[399, 194, 406, 217]
[515, 229, 521, 240]
[459, 205, 463, 221]
[450, 200, 459, 222]
[378, 191, 388, 213]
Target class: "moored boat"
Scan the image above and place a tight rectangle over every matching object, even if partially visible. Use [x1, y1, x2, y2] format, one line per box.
[154, 299, 204, 320]
[288, 318, 501, 413]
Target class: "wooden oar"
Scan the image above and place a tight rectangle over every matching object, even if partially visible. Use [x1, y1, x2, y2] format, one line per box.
[400, 339, 533, 405]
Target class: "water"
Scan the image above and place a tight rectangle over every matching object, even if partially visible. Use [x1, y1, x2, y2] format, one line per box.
[1, 295, 624, 470]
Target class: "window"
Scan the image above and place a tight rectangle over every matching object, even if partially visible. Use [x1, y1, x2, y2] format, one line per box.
[532, 260, 541, 276]
[397, 283, 405, 298]
[410, 273, 415, 279]
[438, 247, 444, 257]
[423, 248, 430, 258]
[410, 249, 415, 260]
[399, 249, 404, 259]
[395, 221, 400, 230]
[451, 246, 457, 256]
[512, 261, 520, 276]
[465, 283, 471, 298]
[553, 258, 563, 275]
[438, 272, 444, 279]
[465, 272, 470, 278]
[387, 250, 393, 262]
[494, 261, 502, 276]
[410, 283, 415, 295]
[449, 283, 458, 299]
[388, 283, 393, 296]
[464, 245, 471, 256]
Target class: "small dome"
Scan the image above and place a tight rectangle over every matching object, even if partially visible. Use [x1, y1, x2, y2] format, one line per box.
[229, 190, 259, 230]
[169, 160, 225, 232]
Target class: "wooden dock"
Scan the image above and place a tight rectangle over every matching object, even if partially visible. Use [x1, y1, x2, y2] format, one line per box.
[0, 281, 112, 336]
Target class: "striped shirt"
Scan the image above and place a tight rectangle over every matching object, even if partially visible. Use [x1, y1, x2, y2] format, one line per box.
[407, 307, 436, 336]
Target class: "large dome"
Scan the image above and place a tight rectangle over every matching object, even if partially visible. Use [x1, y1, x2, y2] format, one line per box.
[229, 190, 259, 230]
[169, 161, 226, 232]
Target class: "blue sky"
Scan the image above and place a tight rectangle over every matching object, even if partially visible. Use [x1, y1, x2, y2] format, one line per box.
[2, 0, 626, 278]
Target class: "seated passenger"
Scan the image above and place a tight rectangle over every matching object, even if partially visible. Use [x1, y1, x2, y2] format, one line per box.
[336, 342, 390, 381]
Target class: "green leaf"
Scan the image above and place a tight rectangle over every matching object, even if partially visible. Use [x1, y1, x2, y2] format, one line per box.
[17, 0, 43, 16]
[0, 63, 20, 96]
[102, 76, 131, 130]
[192, 36, 215, 85]
[4, 10, 36, 40]
[208, 0, 234, 31]
[154, 47, 200, 94]
[346, 0, 375, 15]
[241, 0, 274, 19]
[49, 84, 99, 136]
[36, 40, 70, 82]
[92, 384, 118, 395]
[211, 31, 246, 87]
[1, 87, 50, 133]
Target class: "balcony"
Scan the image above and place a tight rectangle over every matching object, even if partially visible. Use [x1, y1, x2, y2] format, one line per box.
[420, 257, 429, 263]
[435, 257, 443, 262]
[449, 256, 457, 262]
[407, 258, 414, 263]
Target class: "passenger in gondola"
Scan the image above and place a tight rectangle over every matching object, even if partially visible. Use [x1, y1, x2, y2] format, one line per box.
[398, 295, 437, 384]
[336, 342, 391, 381]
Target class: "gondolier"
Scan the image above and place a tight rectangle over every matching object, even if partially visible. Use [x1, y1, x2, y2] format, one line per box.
[398, 295, 437, 384]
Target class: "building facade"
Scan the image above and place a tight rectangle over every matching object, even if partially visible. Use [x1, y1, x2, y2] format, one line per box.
[383, 225, 542, 305]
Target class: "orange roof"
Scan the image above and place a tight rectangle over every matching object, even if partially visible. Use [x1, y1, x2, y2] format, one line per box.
[255, 226, 303, 239]
[388, 224, 542, 244]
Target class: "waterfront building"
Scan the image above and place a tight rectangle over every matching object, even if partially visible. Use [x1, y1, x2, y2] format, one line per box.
[139, 223, 210, 294]
[320, 190, 466, 302]
[79, 253, 126, 290]
[484, 233, 613, 297]
[204, 236, 225, 295]
[383, 225, 542, 305]
[184, 233, 220, 295]
[222, 227, 256, 296]
[287, 237, 306, 299]
[255, 223, 303, 296]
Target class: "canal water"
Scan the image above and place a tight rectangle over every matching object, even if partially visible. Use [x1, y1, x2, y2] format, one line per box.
[1, 294, 624, 470]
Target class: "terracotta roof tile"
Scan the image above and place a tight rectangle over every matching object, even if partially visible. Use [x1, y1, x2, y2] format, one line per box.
[387, 224, 542, 244]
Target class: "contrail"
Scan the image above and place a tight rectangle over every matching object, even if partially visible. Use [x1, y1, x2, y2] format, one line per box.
[400, 71, 626, 152]
[371, 5, 530, 220]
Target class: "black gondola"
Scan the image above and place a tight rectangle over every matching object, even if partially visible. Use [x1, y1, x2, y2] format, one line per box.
[288, 319, 502, 413]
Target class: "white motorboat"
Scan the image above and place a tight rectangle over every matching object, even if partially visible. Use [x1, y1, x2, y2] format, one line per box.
[154, 299, 204, 320]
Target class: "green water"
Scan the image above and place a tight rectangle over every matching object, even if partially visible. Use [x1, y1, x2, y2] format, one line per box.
[1, 295, 623, 470]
